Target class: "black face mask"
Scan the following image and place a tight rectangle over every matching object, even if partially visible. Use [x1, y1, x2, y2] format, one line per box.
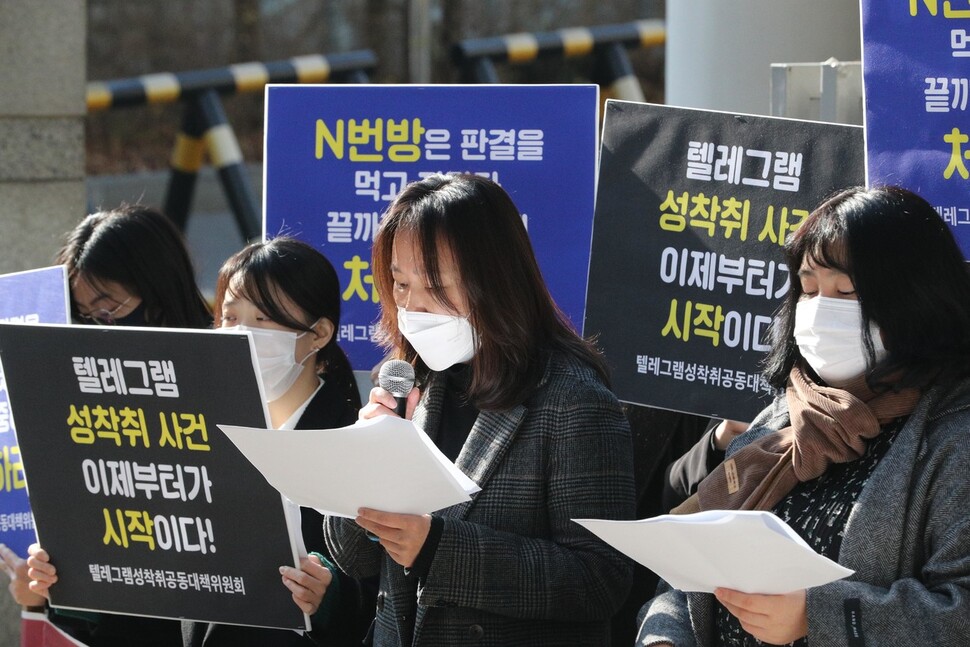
[111, 301, 150, 327]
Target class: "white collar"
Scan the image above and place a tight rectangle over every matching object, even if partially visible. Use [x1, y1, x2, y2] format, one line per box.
[277, 378, 324, 430]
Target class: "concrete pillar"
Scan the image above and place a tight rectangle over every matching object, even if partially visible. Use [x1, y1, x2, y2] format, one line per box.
[666, 0, 861, 115]
[0, 0, 87, 275]
[0, 2, 86, 641]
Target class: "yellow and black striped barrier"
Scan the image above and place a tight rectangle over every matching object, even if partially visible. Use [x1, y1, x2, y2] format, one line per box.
[163, 90, 260, 239]
[86, 50, 377, 111]
[88, 50, 377, 241]
[452, 20, 664, 102]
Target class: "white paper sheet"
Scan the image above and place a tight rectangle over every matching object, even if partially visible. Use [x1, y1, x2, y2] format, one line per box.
[574, 510, 854, 594]
[218, 415, 480, 518]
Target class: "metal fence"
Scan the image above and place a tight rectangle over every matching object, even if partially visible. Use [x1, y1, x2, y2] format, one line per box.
[86, 51, 378, 241]
[452, 20, 664, 102]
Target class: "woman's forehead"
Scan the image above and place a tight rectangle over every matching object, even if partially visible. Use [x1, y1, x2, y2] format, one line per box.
[225, 273, 269, 307]
[73, 273, 126, 300]
[226, 273, 250, 296]
[802, 238, 848, 269]
[392, 231, 459, 275]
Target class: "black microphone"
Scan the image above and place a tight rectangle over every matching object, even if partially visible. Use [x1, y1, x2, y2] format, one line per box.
[377, 359, 416, 418]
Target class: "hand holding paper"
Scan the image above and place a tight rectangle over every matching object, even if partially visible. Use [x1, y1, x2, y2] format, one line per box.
[574, 510, 853, 594]
[355, 508, 431, 568]
[714, 587, 808, 644]
[218, 415, 480, 518]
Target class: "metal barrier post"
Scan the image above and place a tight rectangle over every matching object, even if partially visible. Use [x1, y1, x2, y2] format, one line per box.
[460, 56, 500, 83]
[87, 51, 378, 111]
[164, 100, 206, 231]
[451, 20, 664, 96]
[87, 50, 378, 241]
[593, 42, 646, 102]
[337, 68, 372, 83]
[196, 89, 261, 242]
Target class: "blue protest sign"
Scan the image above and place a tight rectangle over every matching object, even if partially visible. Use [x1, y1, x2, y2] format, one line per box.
[0, 266, 70, 557]
[264, 84, 599, 369]
[862, 1, 970, 257]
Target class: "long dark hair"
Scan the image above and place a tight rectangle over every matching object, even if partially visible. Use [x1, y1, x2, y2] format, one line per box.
[55, 204, 211, 329]
[372, 173, 609, 410]
[213, 236, 361, 409]
[763, 185, 970, 390]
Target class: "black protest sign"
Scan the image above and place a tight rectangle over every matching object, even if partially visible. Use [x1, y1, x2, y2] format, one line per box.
[0, 324, 307, 630]
[585, 101, 865, 421]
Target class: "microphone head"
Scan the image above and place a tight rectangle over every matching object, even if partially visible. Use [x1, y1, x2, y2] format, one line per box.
[378, 359, 416, 398]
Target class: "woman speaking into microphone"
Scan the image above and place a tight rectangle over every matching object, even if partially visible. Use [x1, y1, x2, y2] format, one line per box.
[324, 173, 636, 646]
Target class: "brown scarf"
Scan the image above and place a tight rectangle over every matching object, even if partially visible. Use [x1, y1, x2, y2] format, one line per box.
[673, 364, 921, 514]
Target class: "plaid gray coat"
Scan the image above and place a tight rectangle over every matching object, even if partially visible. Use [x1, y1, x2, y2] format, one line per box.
[325, 351, 636, 646]
[638, 377, 970, 646]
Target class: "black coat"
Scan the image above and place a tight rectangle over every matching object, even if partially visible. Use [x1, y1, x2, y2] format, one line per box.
[326, 352, 636, 646]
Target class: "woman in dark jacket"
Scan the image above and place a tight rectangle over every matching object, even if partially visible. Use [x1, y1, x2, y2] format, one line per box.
[28, 237, 376, 646]
[639, 186, 970, 646]
[12, 204, 211, 646]
[183, 237, 376, 646]
[325, 174, 636, 646]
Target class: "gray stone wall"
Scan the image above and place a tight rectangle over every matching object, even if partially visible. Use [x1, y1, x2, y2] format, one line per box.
[0, 2, 86, 640]
[0, 1, 87, 276]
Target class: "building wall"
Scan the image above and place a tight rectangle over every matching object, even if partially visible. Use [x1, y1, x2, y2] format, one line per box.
[0, 3, 86, 641]
[667, 0, 861, 115]
[0, 1, 87, 275]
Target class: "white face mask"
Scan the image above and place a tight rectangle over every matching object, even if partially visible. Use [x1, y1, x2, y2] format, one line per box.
[397, 306, 478, 371]
[221, 325, 315, 401]
[793, 296, 887, 386]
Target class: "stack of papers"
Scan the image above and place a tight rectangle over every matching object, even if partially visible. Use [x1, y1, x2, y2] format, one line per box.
[574, 510, 853, 594]
[218, 415, 480, 518]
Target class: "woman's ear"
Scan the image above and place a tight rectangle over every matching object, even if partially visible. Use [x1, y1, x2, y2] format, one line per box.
[311, 317, 335, 350]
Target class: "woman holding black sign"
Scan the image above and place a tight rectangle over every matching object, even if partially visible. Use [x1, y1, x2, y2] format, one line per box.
[180, 236, 375, 646]
[638, 186, 970, 646]
[324, 174, 636, 646]
[11, 204, 210, 645]
[25, 235, 375, 645]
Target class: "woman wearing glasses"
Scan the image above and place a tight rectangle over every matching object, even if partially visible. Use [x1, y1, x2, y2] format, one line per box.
[56, 203, 212, 328]
[0, 204, 210, 646]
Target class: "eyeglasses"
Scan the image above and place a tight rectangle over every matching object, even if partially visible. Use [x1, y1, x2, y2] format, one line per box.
[77, 296, 133, 325]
